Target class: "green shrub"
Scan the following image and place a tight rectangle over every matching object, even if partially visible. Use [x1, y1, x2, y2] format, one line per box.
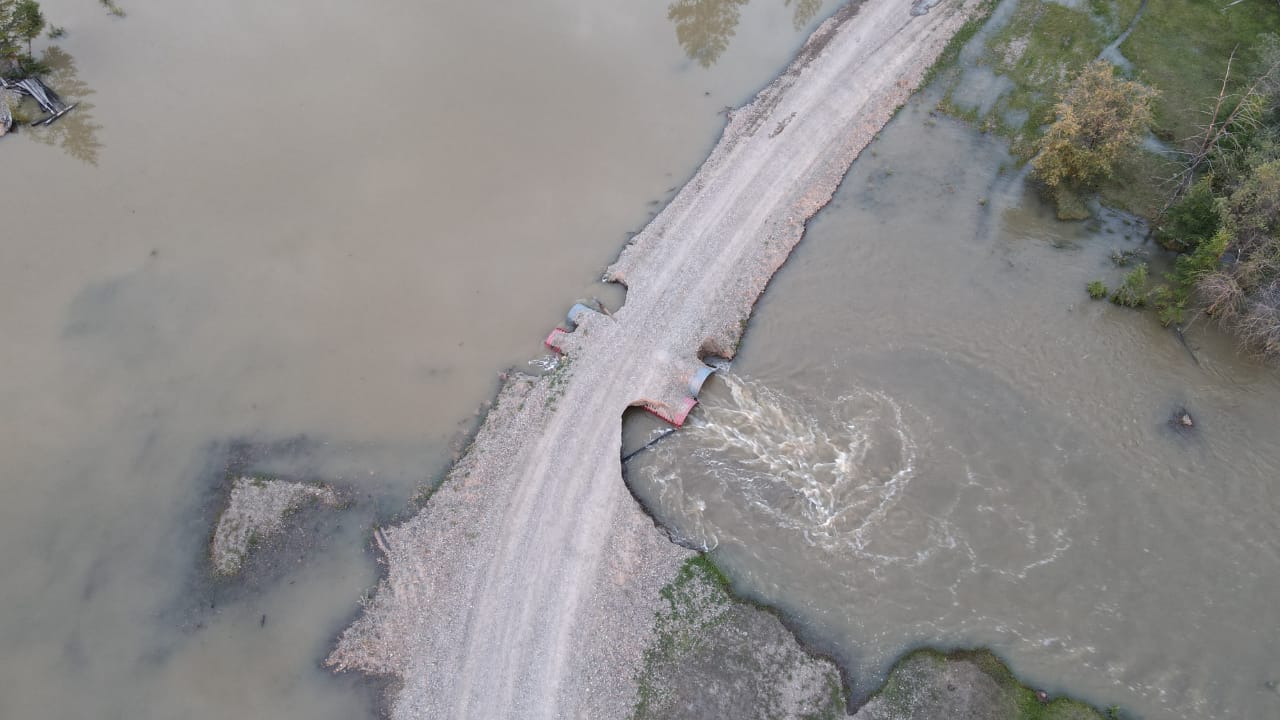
[1110, 263, 1149, 307]
[1033, 61, 1157, 189]
[1149, 284, 1184, 325]
[1087, 280, 1108, 299]
[1158, 176, 1221, 252]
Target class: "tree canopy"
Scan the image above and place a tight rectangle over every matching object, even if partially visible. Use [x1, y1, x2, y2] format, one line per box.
[1032, 60, 1156, 189]
[2, 0, 46, 70]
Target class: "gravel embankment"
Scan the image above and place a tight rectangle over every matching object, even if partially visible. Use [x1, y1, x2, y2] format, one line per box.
[328, 1, 981, 716]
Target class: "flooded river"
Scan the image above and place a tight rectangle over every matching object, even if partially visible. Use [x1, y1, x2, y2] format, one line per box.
[628, 97, 1280, 719]
[2, 0, 1277, 718]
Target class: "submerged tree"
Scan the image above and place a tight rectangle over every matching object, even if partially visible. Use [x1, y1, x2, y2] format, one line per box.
[13, 0, 43, 55]
[667, 0, 749, 68]
[1, 0, 20, 65]
[785, 0, 822, 30]
[1032, 60, 1156, 189]
[1, 0, 46, 73]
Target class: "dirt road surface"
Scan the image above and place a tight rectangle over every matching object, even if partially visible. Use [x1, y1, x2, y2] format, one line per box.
[328, 1, 980, 716]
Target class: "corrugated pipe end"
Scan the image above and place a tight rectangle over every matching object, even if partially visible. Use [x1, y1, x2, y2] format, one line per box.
[688, 365, 716, 398]
[567, 303, 594, 328]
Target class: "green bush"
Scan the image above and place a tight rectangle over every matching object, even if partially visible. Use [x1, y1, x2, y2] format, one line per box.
[1157, 176, 1221, 252]
[1087, 280, 1108, 299]
[1110, 263, 1149, 307]
[1033, 61, 1157, 190]
[1151, 228, 1230, 325]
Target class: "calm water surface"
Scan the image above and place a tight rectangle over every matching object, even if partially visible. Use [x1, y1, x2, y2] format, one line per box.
[0, 0, 839, 716]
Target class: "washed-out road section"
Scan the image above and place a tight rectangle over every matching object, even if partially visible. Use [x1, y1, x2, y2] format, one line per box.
[327, 0, 980, 717]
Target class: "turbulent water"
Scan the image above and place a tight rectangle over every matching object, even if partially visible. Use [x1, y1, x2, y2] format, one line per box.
[645, 374, 921, 558]
[627, 94, 1280, 719]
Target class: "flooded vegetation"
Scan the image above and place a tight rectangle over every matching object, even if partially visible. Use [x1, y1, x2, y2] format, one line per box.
[3, 0, 1279, 718]
[628, 94, 1280, 718]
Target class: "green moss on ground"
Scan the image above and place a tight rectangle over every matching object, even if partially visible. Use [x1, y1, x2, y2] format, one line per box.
[1122, 0, 1280, 145]
[632, 555, 847, 720]
[633, 559, 1119, 720]
[859, 648, 1115, 720]
[954, 649, 1106, 720]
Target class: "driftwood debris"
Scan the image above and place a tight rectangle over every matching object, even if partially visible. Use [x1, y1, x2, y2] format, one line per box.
[0, 76, 76, 127]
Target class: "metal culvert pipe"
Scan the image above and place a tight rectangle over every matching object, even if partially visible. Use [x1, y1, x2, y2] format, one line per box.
[566, 303, 594, 328]
[688, 365, 716, 398]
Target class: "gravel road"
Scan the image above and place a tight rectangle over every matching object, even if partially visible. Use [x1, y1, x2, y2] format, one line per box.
[328, 1, 980, 717]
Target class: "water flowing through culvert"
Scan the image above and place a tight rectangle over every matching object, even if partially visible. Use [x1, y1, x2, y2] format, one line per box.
[628, 367, 1098, 700]
[640, 374, 919, 558]
[628, 93, 1280, 720]
[634, 373, 1084, 578]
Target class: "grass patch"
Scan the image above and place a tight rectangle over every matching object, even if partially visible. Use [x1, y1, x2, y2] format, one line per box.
[978, 0, 1141, 156]
[942, 0, 1278, 218]
[1110, 263, 1149, 307]
[1094, 147, 1181, 217]
[923, 0, 1000, 87]
[1122, 0, 1280, 146]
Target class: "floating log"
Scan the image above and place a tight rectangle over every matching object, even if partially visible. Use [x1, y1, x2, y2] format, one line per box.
[33, 103, 76, 127]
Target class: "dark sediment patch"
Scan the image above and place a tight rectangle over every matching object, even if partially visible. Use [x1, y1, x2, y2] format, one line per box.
[143, 435, 409, 719]
[210, 476, 342, 576]
[167, 435, 441, 618]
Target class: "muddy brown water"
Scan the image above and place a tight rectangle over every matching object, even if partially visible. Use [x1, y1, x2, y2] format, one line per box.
[3, 1, 1277, 720]
[627, 95, 1280, 719]
[0, 0, 842, 717]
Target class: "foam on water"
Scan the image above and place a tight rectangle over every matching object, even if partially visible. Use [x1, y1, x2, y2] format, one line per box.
[642, 374, 911, 553]
[642, 373, 1082, 579]
[630, 366, 1111, 699]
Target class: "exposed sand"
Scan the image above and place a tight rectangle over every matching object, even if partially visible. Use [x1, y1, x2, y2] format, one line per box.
[327, 0, 981, 716]
[210, 476, 340, 576]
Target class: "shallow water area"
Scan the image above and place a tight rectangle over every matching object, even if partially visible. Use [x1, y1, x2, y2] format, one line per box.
[629, 97, 1280, 719]
[0, 0, 843, 716]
